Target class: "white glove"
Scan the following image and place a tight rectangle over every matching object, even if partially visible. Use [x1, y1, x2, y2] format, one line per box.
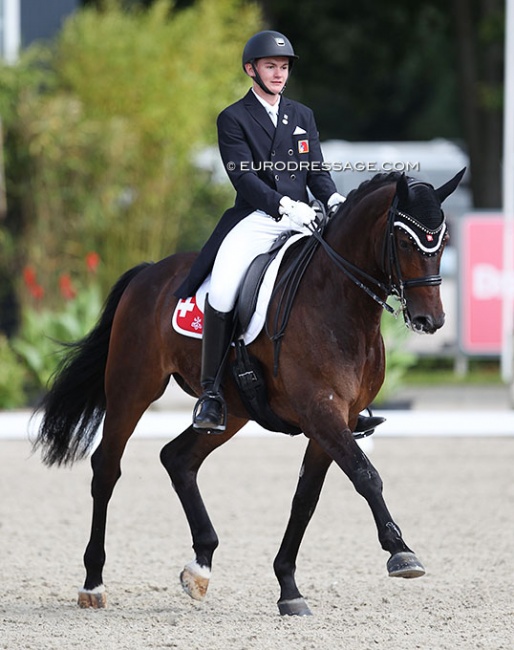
[327, 192, 346, 209]
[279, 196, 317, 227]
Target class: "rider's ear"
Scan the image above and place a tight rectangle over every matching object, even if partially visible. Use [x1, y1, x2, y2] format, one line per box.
[395, 173, 409, 207]
[435, 168, 466, 204]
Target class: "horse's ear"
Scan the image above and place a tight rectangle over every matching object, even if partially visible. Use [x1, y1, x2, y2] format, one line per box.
[435, 167, 466, 203]
[395, 173, 410, 206]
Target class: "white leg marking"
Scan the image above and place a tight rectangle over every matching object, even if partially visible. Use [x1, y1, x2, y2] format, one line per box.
[77, 584, 106, 608]
[180, 560, 211, 601]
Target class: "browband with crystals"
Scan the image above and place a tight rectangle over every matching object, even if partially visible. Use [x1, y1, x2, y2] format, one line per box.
[393, 210, 447, 255]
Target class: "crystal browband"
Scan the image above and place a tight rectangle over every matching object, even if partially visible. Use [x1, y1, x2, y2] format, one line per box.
[393, 210, 447, 255]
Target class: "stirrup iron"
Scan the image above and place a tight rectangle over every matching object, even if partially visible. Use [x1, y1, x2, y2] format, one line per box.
[193, 391, 228, 434]
[353, 408, 386, 439]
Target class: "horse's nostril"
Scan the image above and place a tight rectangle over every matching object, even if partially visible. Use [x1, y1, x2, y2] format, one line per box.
[411, 314, 444, 333]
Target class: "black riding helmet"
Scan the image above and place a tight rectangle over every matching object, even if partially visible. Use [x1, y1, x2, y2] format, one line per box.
[242, 30, 298, 96]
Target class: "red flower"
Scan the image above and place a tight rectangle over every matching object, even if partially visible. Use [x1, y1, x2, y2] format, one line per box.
[29, 284, 44, 300]
[86, 251, 100, 274]
[23, 266, 37, 288]
[59, 274, 76, 300]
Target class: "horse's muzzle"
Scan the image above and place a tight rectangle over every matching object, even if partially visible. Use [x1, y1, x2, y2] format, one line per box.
[409, 311, 445, 334]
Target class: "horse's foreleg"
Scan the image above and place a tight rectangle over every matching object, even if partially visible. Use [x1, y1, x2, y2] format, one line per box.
[274, 439, 333, 616]
[348, 443, 425, 578]
[320, 430, 425, 580]
[160, 418, 245, 602]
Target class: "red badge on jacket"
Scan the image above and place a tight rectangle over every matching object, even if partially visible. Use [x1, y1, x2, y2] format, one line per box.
[298, 139, 309, 153]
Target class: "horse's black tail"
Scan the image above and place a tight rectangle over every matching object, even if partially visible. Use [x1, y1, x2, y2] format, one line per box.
[33, 262, 152, 467]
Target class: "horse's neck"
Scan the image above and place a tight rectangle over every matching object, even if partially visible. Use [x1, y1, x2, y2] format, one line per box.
[308, 185, 395, 341]
[327, 184, 394, 278]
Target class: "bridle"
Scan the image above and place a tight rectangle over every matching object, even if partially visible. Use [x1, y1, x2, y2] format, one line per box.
[267, 187, 446, 372]
[382, 187, 446, 313]
[308, 185, 446, 320]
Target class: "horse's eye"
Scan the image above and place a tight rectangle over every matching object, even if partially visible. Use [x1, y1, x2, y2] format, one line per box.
[398, 239, 411, 251]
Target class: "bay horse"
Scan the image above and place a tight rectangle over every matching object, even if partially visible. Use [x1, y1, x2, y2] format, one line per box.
[34, 169, 464, 616]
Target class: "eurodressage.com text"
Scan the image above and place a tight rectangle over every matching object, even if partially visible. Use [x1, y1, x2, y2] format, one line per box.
[226, 160, 421, 173]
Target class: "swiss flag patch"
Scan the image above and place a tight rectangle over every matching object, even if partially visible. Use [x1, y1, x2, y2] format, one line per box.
[172, 296, 204, 338]
[298, 139, 309, 153]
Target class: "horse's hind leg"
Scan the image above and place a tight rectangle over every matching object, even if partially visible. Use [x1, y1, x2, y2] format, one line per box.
[78, 391, 164, 608]
[274, 439, 333, 616]
[160, 417, 247, 601]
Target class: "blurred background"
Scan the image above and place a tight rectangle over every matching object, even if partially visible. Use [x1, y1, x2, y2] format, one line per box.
[0, 0, 508, 409]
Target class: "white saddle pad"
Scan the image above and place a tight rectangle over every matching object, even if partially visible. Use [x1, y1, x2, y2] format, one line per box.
[172, 233, 306, 344]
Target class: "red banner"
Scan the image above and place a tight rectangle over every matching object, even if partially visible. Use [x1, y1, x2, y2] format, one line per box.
[459, 214, 507, 354]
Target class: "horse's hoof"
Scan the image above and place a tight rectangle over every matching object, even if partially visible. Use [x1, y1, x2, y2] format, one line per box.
[387, 551, 426, 578]
[77, 586, 107, 608]
[180, 560, 211, 601]
[277, 597, 313, 616]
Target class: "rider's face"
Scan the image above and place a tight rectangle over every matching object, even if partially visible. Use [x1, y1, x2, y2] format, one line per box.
[246, 57, 290, 99]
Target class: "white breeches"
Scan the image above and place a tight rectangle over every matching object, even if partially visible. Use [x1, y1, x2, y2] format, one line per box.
[209, 210, 310, 313]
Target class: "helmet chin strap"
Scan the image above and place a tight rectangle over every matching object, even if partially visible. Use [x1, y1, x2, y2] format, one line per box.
[250, 62, 287, 96]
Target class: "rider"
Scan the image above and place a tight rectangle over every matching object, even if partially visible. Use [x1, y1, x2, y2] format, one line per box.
[176, 30, 383, 435]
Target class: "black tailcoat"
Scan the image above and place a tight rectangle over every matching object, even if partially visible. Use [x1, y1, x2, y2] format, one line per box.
[175, 89, 337, 298]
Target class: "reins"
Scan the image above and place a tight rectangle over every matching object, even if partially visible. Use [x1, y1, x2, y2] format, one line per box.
[265, 225, 320, 375]
[308, 221, 395, 314]
[310, 188, 445, 318]
[265, 188, 446, 374]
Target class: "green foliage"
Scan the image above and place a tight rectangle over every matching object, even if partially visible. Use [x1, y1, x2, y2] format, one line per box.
[375, 309, 417, 404]
[176, 171, 235, 251]
[0, 0, 260, 305]
[0, 0, 262, 406]
[0, 335, 27, 408]
[408, 357, 502, 386]
[0, 47, 60, 330]
[11, 279, 103, 402]
[262, 0, 460, 141]
[6, 253, 104, 405]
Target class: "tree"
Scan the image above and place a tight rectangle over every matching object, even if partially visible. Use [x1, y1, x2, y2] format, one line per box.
[261, 0, 504, 208]
[0, 0, 261, 322]
[82, 0, 506, 207]
[452, 0, 504, 208]
[260, 0, 460, 141]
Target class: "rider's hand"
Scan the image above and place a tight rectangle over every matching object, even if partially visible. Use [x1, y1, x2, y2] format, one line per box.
[327, 192, 346, 217]
[279, 197, 317, 227]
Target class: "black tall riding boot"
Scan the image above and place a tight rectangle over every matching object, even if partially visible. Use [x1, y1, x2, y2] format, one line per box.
[192, 297, 233, 433]
[353, 411, 386, 439]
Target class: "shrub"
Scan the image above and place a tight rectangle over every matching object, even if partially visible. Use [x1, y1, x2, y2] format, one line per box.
[10, 254, 103, 403]
[3, 0, 260, 306]
[0, 334, 27, 409]
[375, 310, 418, 405]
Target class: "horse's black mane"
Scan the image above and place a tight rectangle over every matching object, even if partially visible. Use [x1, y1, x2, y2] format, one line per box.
[333, 171, 443, 231]
[343, 171, 407, 209]
[327, 172, 404, 225]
